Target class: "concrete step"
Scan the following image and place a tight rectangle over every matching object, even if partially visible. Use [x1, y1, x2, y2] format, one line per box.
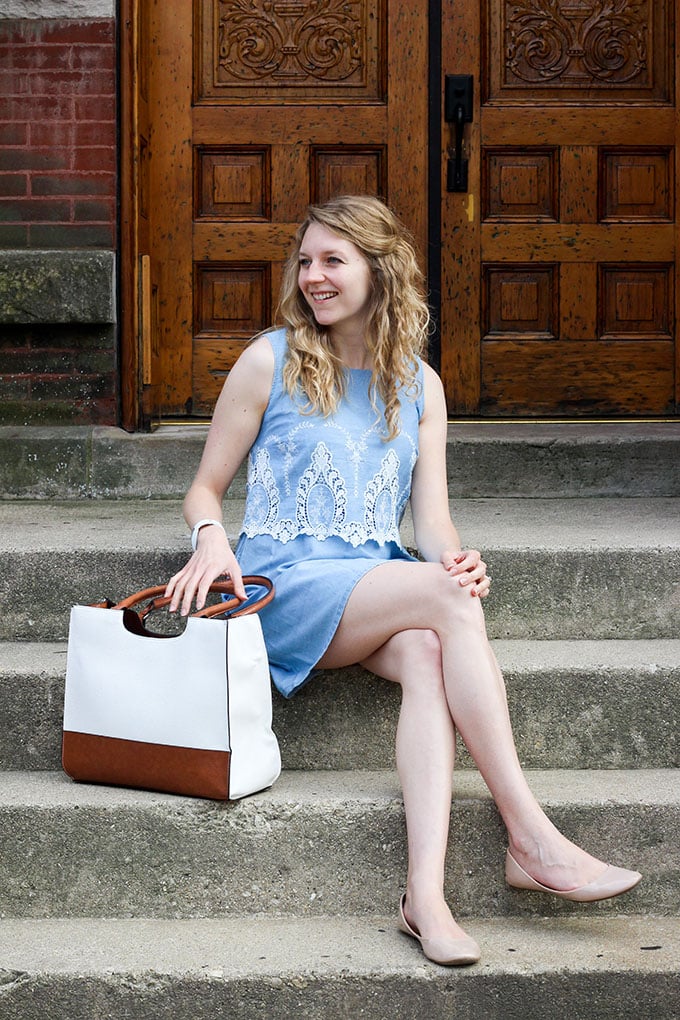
[3, 640, 679, 773]
[2, 422, 680, 499]
[0, 915, 677, 1020]
[0, 769, 676, 920]
[2, 497, 679, 641]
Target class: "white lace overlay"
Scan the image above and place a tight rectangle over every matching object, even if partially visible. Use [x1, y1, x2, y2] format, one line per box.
[242, 440, 410, 547]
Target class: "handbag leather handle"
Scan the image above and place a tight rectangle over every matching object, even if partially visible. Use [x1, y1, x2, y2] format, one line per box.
[111, 576, 274, 619]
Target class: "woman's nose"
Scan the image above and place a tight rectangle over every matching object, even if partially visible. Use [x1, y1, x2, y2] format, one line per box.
[305, 261, 325, 282]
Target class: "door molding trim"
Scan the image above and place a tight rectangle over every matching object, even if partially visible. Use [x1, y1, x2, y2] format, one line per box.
[119, 0, 141, 431]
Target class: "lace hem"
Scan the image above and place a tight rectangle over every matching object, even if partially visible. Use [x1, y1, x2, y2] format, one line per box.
[242, 441, 409, 548]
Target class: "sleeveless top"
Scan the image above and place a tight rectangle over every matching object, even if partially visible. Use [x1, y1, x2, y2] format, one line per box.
[234, 328, 425, 697]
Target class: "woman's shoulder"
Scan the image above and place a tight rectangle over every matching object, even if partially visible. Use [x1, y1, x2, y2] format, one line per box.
[403, 356, 436, 423]
[420, 360, 442, 387]
[237, 328, 287, 372]
[223, 332, 277, 408]
[418, 361, 446, 419]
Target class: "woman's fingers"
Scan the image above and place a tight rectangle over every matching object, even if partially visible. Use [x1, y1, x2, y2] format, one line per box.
[166, 531, 246, 614]
[441, 548, 491, 598]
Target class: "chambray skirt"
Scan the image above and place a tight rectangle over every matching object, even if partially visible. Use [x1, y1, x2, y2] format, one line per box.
[234, 532, 416, 698]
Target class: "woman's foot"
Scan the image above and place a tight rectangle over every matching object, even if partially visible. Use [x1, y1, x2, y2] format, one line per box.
[506, 818, 623, 893]
[505, 826, 642, 902]
[398, 892, 480, 966]
[505, 849, 641, 902]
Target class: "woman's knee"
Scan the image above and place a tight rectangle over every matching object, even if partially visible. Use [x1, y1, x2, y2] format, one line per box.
[369, 628, 444, 693]
[429, 565, 486, 628]
[402, 627, 442, 669]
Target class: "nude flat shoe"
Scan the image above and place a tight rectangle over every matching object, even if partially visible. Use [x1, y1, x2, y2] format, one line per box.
[398, 894, 480, 966]
[505, 849, 642, 902]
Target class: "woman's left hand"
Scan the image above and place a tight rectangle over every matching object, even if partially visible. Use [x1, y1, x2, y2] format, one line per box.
[441, 548, 491, 598]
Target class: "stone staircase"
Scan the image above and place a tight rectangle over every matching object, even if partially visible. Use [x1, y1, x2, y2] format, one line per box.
[0, 423, 679, 1019]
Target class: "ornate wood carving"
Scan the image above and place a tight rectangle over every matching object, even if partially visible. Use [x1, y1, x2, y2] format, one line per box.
[486, 0, 670, 102]
[505, 0, 649, 86]
[218, 0, 363, 84]
[200, 0, 385, 101]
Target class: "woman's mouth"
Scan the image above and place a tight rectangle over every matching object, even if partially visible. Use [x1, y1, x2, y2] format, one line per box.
[311, 291, 338, 302]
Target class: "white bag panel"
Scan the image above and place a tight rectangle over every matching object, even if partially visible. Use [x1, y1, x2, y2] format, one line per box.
[63, 607, 230, 751]
[225, 614, 281, 799]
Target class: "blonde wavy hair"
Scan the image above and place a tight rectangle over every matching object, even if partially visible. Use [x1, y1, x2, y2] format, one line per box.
[276, 195, 431, 440]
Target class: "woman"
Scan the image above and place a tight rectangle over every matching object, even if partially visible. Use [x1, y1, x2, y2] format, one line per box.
[166, 195, 641, 966]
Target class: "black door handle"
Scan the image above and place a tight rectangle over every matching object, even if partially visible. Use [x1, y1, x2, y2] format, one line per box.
[445, 75, 473, 193]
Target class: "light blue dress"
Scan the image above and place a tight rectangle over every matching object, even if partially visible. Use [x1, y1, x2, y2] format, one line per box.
[234, 328, 424, 697]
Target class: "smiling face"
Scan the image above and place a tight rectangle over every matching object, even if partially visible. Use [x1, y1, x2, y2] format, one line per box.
[297, 222, 373, 340]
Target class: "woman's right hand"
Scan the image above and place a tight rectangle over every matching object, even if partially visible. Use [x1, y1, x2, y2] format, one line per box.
[165, 525, 246, 616]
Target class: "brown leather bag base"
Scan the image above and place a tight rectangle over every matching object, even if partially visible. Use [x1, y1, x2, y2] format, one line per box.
[62, 731, 231, 800]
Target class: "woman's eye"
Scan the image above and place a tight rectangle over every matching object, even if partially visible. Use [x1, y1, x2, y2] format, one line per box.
[299, 258, 311, 267]
[326, 256, 341, 264]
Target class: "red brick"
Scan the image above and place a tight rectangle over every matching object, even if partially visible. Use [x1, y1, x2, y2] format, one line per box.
[0, 148, 70, 172]
[5, 95, 73, 120]
[74, 198, 114, 222]
[0, 198, 71, 222]
[71, 147, 116, 174]
[0, 174, 28, 197]
[0, 70, 31, 96]
[0, 22, 38, 45]
[29, 122, 74, 149]
[0, 123, 28, 146]
[74, 121, 116, 148]
[0, 20, 113, 47]
[72, 45, 115, 72]
[31, 172, 115, 197]
[37, 21, 115, 47]
[0, 223, 28, 245]
[29, 69, 115, 97]
[1, 45, 71, 71]
[75, 96, 115, 121]
[29, 222, 114, 247]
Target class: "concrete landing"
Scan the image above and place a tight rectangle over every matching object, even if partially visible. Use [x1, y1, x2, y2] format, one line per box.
[0, 916, 677, 1020]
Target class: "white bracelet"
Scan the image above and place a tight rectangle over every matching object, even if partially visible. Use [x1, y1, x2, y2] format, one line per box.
[190, 518, 226, 552]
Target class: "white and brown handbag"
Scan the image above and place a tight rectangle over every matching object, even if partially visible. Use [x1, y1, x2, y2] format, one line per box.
[62, 578, 280, 800]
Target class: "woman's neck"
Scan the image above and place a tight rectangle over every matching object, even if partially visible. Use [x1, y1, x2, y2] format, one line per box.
[329, 330, 373, 371]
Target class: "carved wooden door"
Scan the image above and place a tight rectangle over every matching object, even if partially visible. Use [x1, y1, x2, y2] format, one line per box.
[441, 0, 678, 416]
[142, 0, 427, 420]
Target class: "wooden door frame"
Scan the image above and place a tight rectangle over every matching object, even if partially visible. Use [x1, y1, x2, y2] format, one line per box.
[119, 0, 143, 431]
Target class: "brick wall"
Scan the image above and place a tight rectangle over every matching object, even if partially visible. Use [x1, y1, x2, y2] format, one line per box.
[0, 15, 118, 426]
[0, 18, 116, 248]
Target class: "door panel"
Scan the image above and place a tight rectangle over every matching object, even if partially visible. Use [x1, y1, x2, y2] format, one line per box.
[441, 0, 678, 417]
[144, 0, 427, 418]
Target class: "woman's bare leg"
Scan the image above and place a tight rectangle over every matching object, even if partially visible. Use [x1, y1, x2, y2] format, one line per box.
[319, 559, 607, 897]
[361, 629, 472, 942]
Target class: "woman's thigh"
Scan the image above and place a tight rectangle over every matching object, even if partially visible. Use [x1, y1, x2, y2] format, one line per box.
[317, 558, 483, 670]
